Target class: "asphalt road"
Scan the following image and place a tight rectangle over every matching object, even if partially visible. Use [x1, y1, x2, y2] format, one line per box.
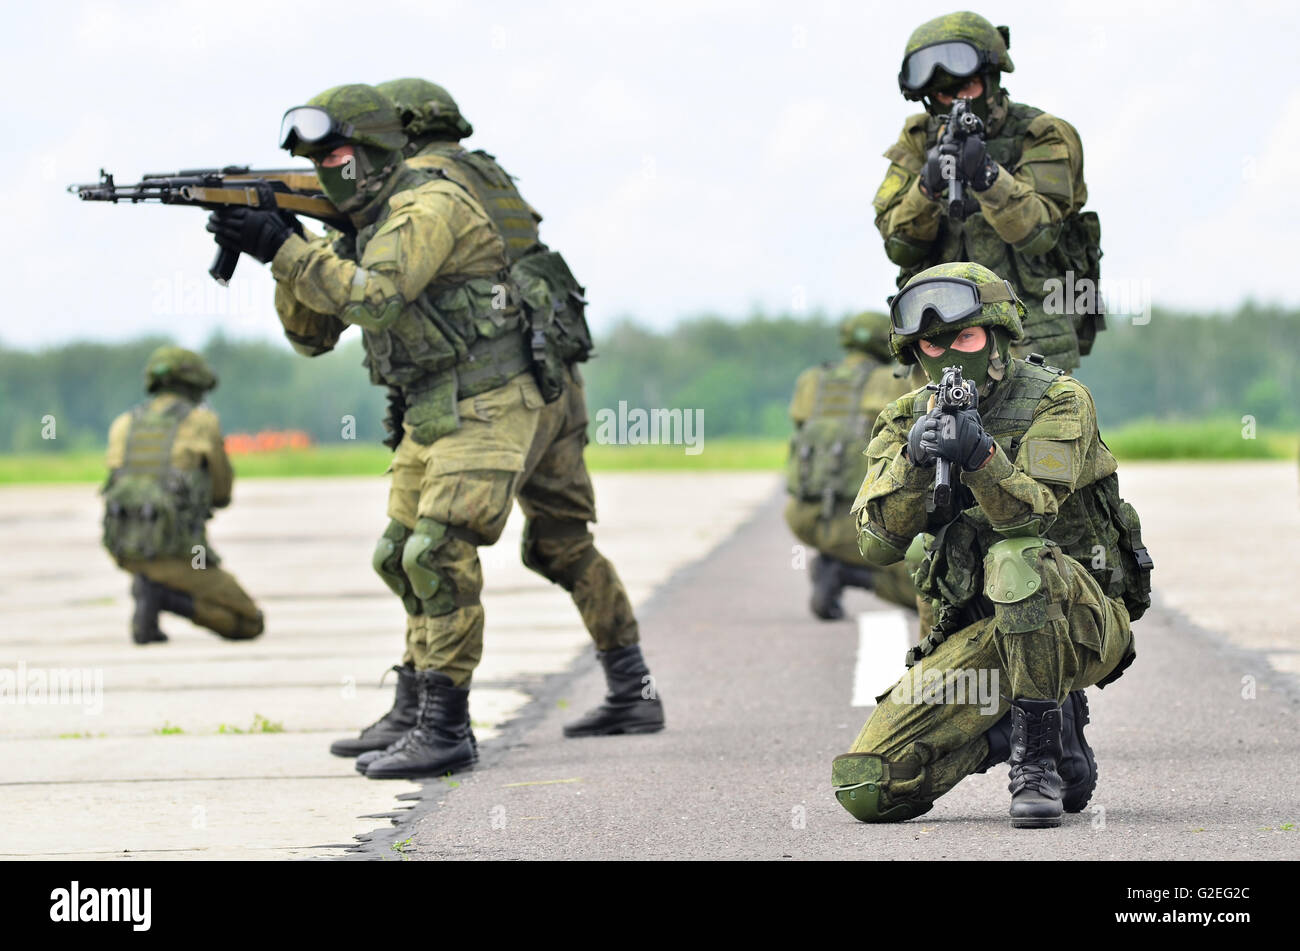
[390, 489, 1300, 861]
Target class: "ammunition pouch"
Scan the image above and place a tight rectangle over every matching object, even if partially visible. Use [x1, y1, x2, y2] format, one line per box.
[511, 250, 593, 403]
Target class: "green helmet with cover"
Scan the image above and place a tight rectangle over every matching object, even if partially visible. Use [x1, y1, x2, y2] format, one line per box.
[839, 311, 893, 361]
[279, 84, 408, 212]
[888, 261, 1025, 388]
[144, 345, 217, 395]
[377, 78, 474, 146]
[898, 11, 1013, 114]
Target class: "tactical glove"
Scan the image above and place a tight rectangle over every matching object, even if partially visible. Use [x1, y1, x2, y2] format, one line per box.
[206, 207, 302, 264]
[960, 135, 999, 192]
[906, 413, 940, 467]
[920, 145, 950, 199]
[930, 407, 995, 471]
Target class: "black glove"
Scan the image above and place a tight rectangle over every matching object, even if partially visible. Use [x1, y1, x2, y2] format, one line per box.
[920, 145, 952, 199]
[205, 207, 302, 264]
[960, 135, 999, 192]
[906, 413, 940, 467]
[930, 406, 995, 471]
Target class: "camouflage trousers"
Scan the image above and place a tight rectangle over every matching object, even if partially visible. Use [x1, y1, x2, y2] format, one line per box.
[386, 367, 639, 685]
[123, 556, 264, 639]
[783, 498, 918, 611]
[837, 548, 1131, 819]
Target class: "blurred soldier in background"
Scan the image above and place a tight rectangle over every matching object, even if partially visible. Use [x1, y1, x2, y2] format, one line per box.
[784, 312, 918, 619]
[206, 84, 661, 780]
[874, 11, 1103, 373]
[102, 346, 264, 644]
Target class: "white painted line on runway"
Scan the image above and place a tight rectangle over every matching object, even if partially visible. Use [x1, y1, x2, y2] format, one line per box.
[851, 609, 912, 707]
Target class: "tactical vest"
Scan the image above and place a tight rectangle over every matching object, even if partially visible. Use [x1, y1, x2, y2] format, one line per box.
[102, 399, 212, 565]
[787, 359, 880, 518]
[414, 146, 542, 263]
[901, 102, 1105, 364]
[910, 358, 1152, 637]
[335, 166, 532, 411]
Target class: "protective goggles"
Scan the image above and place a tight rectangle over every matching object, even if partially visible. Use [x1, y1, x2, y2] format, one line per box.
[889, 277, 1017, 335]
[279, 106, 353, 151]
[899, 41, 989, 92]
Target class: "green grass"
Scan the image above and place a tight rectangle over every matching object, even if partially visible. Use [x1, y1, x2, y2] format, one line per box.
[2, 424, 1294, 486]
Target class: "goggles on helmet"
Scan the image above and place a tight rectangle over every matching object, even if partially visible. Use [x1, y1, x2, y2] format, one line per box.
[279, 106, 353, 151]
[899, 41, 991, 93]
[889, 277, 1017, 336]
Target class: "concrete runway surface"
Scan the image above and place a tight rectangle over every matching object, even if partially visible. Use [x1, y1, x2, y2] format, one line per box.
[0, 463, 1296, 860]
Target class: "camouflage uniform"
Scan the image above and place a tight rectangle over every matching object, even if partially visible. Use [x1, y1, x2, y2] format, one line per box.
[784, 312, 918, 616]
[248, 85, 658, 778]
[832, 262, 1149, 828]
[103, 347, 263, 643]
[875, 12, 1103, 372]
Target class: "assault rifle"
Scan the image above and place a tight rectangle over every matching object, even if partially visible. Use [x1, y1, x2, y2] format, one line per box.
[68, 166, 348, 284]
[940, 99, 985, 222]
[926, 364, 978, 511]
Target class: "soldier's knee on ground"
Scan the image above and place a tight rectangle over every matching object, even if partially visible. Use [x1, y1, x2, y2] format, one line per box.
[373, 518, 421, 614]
[521, 516, 597, 591]
[402, 517, 481, 616]
[832, 753, 934, 823]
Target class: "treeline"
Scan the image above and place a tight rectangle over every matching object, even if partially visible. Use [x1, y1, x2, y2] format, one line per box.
[1, 303, 1296, 453]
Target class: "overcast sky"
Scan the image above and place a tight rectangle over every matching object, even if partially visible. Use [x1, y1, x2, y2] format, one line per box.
[6, 0, 1299, 349]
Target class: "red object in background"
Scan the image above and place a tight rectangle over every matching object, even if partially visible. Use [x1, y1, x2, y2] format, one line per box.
[224, 430, 314, 454]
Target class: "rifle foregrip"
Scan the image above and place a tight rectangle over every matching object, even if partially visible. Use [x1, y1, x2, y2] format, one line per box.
[933, 458, 953, 507]
[210, 244, 239, 285]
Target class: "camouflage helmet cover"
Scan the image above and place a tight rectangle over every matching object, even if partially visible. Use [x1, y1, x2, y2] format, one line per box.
[144, 346, 217, 393]
[840, 311, 894, 361]
[293, 83, 408, 154]
[901, 11, 1013, 98]
[889, 261, 1026, 364]
[377, 78, 474, 141]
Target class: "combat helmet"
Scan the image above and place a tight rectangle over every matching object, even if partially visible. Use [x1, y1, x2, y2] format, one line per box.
[377, 78, 474, 148]
[839, 311, 893, 362]
[278, 84, 408, 214]
[888, 262, 1025, 389]
[898, 12, 1013, 117]
[144, 345, 217, 395]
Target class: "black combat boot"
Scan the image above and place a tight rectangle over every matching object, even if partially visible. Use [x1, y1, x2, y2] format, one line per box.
[838, 562, 876, 593]
[810, 554, 846, 620]
[130, 574, 168, 644]
[354, 720, 477, 774]
[1058, 689, 1098, 813]
[563, 644, 665, 737]
[975, 691, 1096, 813]
[363, 671, 478, 780]
[330, 665, 420, 758]
[1007, 697, 1064, 829]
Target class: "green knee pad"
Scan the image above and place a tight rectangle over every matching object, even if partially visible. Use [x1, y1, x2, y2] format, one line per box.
[832, 753, 933, 823]
[859, 525, 906, 568]
[373, 519, 422, 614]
[401, 518, 458, 616]
[984, 536, 1050, 633]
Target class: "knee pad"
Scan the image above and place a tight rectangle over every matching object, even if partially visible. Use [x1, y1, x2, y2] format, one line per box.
[831, 753, 933, 823]
[984, 537, 1052, 634]
[373, 519, 421, 615]
[521, 517, 596, 591]
[401, 518, 459, 616]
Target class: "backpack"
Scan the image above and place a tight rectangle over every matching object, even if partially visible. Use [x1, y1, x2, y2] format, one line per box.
[102, 401, 211, 565]
[511, 250, 594, 402]
[787, 361, 876, 518]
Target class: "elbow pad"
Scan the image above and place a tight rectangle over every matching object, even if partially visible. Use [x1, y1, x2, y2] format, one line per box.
[1012, 221, 1063, 257]
[884, 234, 932, 268]
[341, 268, 405, 331]
[859, 525, 907, 567]
[284, 330, 335, 357]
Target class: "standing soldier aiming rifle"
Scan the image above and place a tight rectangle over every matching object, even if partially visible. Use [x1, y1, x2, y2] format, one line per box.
[831, 262, 1151, 828]
[203, 84, 662, 780]
[875, 11, 1104, 373]
[103, 347, 264, 644]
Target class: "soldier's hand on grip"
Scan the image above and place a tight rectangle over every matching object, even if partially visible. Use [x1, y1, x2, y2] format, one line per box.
[931, 406, 994, 471]
[206, 207, 302, 264]
[960, 135, 998, 191]
[920, 145, 949, 199]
